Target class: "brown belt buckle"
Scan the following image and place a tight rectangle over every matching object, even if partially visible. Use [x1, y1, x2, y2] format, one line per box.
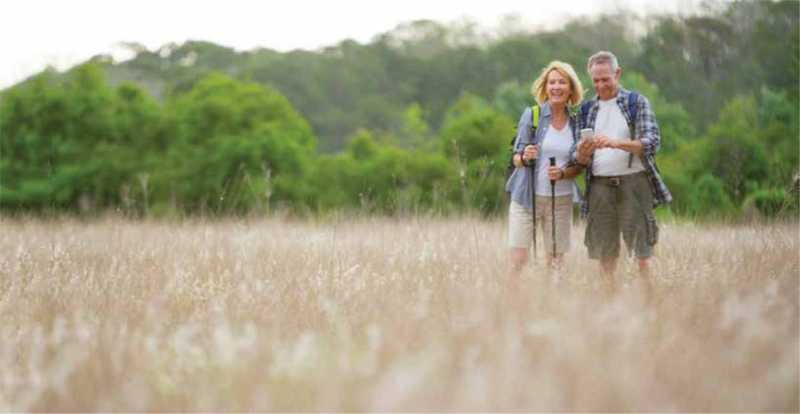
[609, 177, 621, 186]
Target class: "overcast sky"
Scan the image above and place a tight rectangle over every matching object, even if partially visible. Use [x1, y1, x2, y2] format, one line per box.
[2, 0, 701, 89]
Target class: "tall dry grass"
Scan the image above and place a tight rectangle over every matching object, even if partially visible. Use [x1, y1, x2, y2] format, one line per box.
[0, 215, 797, 411]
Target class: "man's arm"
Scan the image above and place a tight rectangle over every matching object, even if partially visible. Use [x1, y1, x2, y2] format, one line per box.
[560, 164, 583, 179]
[592, 94, 660, 156]
[635, 94, 660, 157]
[605, 139, 643, 155]
[560, 136, 591, 179]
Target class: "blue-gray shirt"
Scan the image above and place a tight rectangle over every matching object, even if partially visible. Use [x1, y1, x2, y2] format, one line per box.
[504, 102, 582, 209]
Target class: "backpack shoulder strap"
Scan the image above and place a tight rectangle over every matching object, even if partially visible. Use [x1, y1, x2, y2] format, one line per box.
[627, 91, 639, 126]
[626, 91, 640, 167]
[531, 104, 540, 130]
[579, 100, 593, 127]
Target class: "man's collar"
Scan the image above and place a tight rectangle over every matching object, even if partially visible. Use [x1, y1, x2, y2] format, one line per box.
[615, 87, 630, 102]
[589, 86, 629, 103]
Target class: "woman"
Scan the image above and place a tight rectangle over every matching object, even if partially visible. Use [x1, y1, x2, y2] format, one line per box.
[505, 61, 584, 281]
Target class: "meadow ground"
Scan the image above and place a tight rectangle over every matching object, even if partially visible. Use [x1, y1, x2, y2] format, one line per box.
[0, 215, 797, 411]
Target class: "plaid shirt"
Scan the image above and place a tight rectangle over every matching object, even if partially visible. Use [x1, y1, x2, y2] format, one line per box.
[571, 87, 672, 217]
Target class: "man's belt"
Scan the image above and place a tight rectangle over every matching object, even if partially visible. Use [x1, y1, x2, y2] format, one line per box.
[592, 171, 647, 187]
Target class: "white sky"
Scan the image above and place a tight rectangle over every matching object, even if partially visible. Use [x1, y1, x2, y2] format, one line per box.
[2, 0, 700, 89]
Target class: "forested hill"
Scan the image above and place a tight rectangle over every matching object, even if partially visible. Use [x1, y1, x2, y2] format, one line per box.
[1, 0, 797, 218]
[76, 1, 797, 152]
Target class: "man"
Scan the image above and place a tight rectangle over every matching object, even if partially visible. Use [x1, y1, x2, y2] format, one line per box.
[570, 51, 672, 294]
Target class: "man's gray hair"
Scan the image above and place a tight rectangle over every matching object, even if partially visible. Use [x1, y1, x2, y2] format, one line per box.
[587, 51, 619, 73]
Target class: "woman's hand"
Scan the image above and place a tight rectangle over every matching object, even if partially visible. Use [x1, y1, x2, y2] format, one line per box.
[522, 144, 539, 163]
[547, 165, 565, 181]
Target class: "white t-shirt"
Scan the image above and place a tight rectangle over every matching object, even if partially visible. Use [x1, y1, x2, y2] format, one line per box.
[592, 98, 645, 176]
[536, 123, 574, 196]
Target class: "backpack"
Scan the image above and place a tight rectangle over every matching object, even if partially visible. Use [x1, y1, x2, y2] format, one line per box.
[505, 105, 540, 182]
[579, 92, 639, 168]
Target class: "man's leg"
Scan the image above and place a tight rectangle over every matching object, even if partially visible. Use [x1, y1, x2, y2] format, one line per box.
[599, 256, 618, 295]
[586, 182, 621, 295]
[620, 173, 657, 301]
[638, 257, 651, 277]
[601, 257, 618, 274]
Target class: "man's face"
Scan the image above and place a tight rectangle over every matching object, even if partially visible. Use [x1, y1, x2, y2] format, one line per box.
[590, 62, 620, 100]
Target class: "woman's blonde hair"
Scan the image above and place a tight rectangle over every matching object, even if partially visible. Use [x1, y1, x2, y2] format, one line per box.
[531, 61, 584, 106]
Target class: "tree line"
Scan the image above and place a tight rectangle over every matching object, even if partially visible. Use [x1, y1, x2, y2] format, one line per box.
[1, 0, 797, 219]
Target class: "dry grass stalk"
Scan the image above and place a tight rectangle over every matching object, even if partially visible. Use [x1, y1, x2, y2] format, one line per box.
[0, 216, 796, 411]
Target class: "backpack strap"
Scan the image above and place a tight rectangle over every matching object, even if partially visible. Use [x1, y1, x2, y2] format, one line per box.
[627, 91, 639, 124]
[626, 91, 639, 168]
[531, 104, 540, 130]
[579, 100, 593, 128]
[506, 105, 540, 183]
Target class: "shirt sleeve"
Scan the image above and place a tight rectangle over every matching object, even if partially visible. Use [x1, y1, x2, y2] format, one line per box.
[636, 94, 661, 157]
[567, 119, 579, 163]
[513, 107, 533, 153]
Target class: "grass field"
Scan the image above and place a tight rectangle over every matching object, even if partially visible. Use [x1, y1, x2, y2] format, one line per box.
[0, 215, 797, 411]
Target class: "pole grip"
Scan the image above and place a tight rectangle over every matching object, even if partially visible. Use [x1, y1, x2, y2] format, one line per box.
[549, 157, 556, 185]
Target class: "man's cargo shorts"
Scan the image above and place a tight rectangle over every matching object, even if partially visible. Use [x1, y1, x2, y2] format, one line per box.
[584, 171, 659, 259]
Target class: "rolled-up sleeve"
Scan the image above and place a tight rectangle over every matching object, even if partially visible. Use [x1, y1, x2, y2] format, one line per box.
[636, 95, 660, 157]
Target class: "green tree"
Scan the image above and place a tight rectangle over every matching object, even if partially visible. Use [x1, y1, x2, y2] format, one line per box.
[0, 63, 162, 213]
[439, 94, 515, 213]
[157, 73, 316, 214]
[311, 129, 453, 213]
[689, 174, 736, 218]
[702, 96, 769, 204]
[492, 81, 533, 121]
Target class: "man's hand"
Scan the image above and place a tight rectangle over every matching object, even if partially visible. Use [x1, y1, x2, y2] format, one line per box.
[576, 139, 595, 164]
[593, 134, 617, 149]
[595, 134, 644, 155]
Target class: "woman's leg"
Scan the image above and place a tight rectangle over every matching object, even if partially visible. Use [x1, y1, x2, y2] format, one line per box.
[509, 247, 528, 283]
[507, 201, 532, 289]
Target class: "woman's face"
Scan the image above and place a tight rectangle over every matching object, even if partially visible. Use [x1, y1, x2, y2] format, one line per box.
[546, 69, 571, 106]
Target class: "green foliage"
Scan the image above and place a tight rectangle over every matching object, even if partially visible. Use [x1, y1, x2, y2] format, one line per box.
[1, 0, 797, 219]
[311, 129, 454, 214]
[440, 94, 514, 161]
[0, 63, 164, 212]
[398, 103, 434, 149]
[156, 73, 316, 214]
[492, 81, 533, 121]
[701, 96, 769, 203]
[634, 1, 798, 130]
[757, 88, 799, 189]
[743, 188, 799, 218]
[438, 94, 515, 213]
[689, 174, 736, 218]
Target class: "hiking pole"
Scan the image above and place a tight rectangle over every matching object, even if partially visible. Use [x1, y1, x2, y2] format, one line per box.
[549, 157, 557, 260]
[527, 150, 537, 260]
